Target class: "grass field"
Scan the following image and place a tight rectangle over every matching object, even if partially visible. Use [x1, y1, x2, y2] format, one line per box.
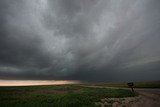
[133, 81, 160, 88]
[0, 85, 135, 107]
[86, 81, 160, 88]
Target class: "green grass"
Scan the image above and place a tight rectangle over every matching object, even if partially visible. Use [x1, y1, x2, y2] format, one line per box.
[0, 85, 134, 107]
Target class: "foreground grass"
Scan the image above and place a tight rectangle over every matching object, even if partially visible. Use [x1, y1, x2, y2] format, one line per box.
[0, 85, 134, 107]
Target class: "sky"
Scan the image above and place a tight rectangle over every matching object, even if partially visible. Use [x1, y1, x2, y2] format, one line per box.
[0, 0, 160, 82]
[0, 80, 79, 86]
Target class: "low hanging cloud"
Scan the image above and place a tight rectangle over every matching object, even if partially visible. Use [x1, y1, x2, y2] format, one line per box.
[0, 0, 160, 82]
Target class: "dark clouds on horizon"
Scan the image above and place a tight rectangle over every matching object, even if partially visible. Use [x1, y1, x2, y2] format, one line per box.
[0, 0, 160, 82]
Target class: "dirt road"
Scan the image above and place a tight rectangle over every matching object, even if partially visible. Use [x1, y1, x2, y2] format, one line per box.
[128, 89, 160, 107]
[95, 88, 160, 107]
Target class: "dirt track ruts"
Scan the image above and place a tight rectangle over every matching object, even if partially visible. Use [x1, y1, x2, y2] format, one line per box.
[128, 88, 160, 107]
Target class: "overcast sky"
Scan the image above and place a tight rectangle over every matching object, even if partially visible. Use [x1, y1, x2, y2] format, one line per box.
[0, 0, 160, 82]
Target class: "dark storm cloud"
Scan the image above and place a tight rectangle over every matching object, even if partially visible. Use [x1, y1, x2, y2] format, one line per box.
[0, 0, 160, 82]
[0, 0, 53, 76]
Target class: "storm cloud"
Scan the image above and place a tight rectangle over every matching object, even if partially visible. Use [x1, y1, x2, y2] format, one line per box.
[0, 0, 160, 82]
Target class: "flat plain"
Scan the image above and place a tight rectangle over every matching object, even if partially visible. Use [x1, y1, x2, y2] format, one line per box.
[0, 84, 134, 107]
[0, 81, 160, 107]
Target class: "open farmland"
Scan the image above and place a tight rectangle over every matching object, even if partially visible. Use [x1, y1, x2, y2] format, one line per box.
[0, 85, 135, 107]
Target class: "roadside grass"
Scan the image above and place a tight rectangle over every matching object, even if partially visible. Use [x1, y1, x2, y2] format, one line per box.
[0, 85, 135, 107]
